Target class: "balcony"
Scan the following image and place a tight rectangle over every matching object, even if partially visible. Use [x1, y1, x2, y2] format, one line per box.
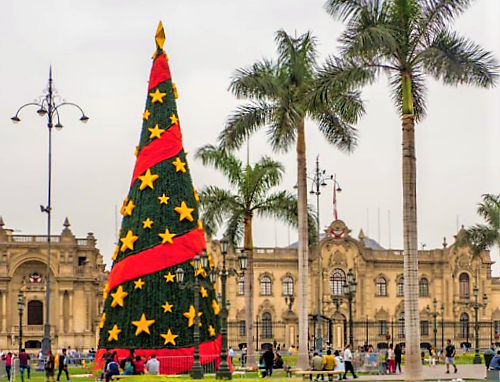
[11, 325, 56, 335]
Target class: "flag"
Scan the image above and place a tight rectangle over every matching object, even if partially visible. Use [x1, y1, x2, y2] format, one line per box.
[333, 179, 339, 221]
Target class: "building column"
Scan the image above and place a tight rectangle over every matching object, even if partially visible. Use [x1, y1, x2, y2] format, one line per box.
[1, 292, 6, 332]
[59, 292, 64, 332]
[69, 291, 74, 332]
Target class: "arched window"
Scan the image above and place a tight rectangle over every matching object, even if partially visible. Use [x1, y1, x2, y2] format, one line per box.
[398, 313, 405, 338]
[330, 269, 346, 296]
[27, 300, 43, 325]
[397, 277, 404, 297]
[376, 277, 387, 296]
[237, 277, 245, 295]
[261, 276, 272, 296]
[283, 276, 294, 296]
[262, 312, 273, 339]
[459, 273, 470, 298]
[460, 313, 469, 338]
[419, 278, 429, 297]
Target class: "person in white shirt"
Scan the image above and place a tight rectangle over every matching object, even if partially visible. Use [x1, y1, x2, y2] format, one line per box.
[228, 347, 234, 364]
[146, 355, 160, 375]
[334, 350, 345, 381]
[343, 344, 357, 379]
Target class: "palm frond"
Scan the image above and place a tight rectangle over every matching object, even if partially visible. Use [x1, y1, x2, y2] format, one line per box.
[460, 224, 499, 256]
[324, 0, 369, 22]
[389, 69, 427, 121]
[477, 194, 500, 229]
[247, 157, 286, 199]
[229, 59, 280, 100]
[219, 101, 274, 151]
[266, 100, 302, 152]
[223, 213, 245, 249]
[310, 108, 359, 152]
[418, 30, 499, 88]
[195, 145, 243, 186]
[199, 186, 241, 238]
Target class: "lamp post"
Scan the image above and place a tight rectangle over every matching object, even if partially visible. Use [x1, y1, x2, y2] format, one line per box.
[211, 239, 247, 380]
[425, 298, 442, 351]
[176, 250, 209, 379]
[465, 286, 488, 364]
[308, 155, 341, 353]
[11, 68, 88, 356]
[441, 304, 445, 350]
[343, 269, 357, 346]
[17, 292, 25, 354]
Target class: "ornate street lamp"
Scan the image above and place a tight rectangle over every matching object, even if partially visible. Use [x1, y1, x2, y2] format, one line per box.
[17, 292, 25, 355]
[464, 285, 488, 364]
[344, 269, 357, 346]
[425, 298, 443, 351]
[11, 67, 88, 356]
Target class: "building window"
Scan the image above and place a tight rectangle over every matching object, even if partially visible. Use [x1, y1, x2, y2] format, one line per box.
[459, 273, 470, 298]
[376, 277, 387, 296]
[239, 320, 246, 336]
[460, 313, 470, 338]
[237, 277, 245, 295]
[27, 300, 43, 325]
[419, 278, 429, 297]
[398, 315, 405, 339]
[330, 269, 346, 296]
[378, 320, 388, 336]
[420, 320, 429, 336]
[262, 312, 273, 339]
[283, 276, 294, 296]
[261, 276, 272, 296]
[397, 277, 404, 297]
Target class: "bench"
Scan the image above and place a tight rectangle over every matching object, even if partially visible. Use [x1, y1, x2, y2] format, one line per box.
[293, 370, 342, 380]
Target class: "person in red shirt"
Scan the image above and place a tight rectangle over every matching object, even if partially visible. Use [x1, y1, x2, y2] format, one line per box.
[1, 352, 12, 381]
[19, 349, 30, 382]
[133, 356, 145, 375]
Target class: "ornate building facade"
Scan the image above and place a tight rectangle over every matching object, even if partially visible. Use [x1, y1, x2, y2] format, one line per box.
[218, 219, 500, 350]
[0, 217, 107, 351]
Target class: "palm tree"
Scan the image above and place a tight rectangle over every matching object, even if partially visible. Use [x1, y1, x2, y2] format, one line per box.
[195, 144, 316, 366]
[319, 0, 499, 376]
[218, 30, 364, 368]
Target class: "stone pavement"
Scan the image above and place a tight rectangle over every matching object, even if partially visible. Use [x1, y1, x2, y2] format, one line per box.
[350, 364, 489, 380]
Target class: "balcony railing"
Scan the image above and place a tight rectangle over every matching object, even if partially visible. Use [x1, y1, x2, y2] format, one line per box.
[11, 325, 56, 334]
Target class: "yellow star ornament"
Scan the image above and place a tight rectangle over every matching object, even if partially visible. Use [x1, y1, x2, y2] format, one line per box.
[193, 187, 200, 202]
[122, 200, 135, 217]
[134, 279, 145, 290]
[161, 329, 179, 345]
[159, 229, 176, 244]
[172, 157, 187, 173]
[194, 267, 207, 278]
[103, 283, 110, 300]
[169, 113, 179, 125]
[143, 218, 154, 229]
[208, 325, 216, 337]
[148, 124, 165, 140]
[111, 285, 128, 308]
[99, 313, 106, 329]
[183, 305, 202, 327]
[143, 109, 151, 120]
[212, 299, 220, 315]
[197, 219, 203, 230]
[149, 88, 167, 103]
[175, 201, 194, 222]
[120, 197, 129, 216]
[108, 325, 121, 342]
[158, 194, 170, 205]
[120, 230, 139, 252]
[132, 313, 155, 336]
[162, 301, 173, 313]
[112, 245, 119, 261]
[172, 83, 179, 99]
[200, 286, 208, 298]
[164, 272, 176, 283]
[138, 169, 159, 191]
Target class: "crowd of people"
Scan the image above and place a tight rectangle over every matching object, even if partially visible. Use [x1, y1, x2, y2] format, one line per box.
[101, 349, 160, 382]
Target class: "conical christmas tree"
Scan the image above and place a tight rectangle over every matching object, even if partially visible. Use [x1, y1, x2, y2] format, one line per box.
[96, 22, 221, 374]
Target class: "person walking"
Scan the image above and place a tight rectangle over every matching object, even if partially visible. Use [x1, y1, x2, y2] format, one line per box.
[322, 350, 336, 381]
[262, 347, 275, 377]
[429, 346, 436, 368]
[387, 344, 395, 373]
[394, 344, 402, 373]
[445, 339, 458, 374]
[45, 351, 56, 382]
[57, 349, 70, 382]
[229, 347, 234, 365]
[310, 352, 324, 381]
[19, 349, 30, 382]
[343, 345, 357, 379]
[2, 352, 12, 381]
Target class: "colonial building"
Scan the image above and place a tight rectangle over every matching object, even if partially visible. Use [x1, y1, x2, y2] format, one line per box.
[216, 219, 500, 351]
[0, 217, 107, 351]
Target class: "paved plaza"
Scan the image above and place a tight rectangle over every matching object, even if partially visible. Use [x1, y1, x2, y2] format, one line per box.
[355, 364, 490, 380]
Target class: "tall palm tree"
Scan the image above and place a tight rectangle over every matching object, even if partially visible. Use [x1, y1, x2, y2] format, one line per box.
[195, 144, 316, 366]
[319, 0, 499, 376]
[218, 30, 364, 368]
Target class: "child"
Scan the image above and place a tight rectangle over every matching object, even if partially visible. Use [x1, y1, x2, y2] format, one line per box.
[333, 350, 345, 381]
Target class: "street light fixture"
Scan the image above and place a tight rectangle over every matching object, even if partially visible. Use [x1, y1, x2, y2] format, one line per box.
[426, 298, 443, 352]
[308, 155, 341, 353]
[463, 285, 488, 364]
[17, 292, 25, 355]
[11, 67, 88, 356]
[344, 269, 357, 346]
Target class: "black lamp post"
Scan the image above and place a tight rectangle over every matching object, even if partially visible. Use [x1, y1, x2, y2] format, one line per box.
[307, 155, 341, 353]
[425, 298, 442, 351]
[17, 292, 25, 355]
[465, 286, 488, 364]
[212, 239, 247, 380]
[440, 303, 445, 350]
[343, 269, 357, 346]
[176, 250, 209, 379]
[11, 68, 88, 356]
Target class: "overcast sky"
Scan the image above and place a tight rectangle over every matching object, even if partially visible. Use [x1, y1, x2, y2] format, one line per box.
[0, 0, 498, 273]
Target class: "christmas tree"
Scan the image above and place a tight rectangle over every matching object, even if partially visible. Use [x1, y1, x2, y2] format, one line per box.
[96, 22, 221, 374]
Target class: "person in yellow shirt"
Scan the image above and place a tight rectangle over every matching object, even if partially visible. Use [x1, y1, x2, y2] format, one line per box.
[323, 350, 337, 381]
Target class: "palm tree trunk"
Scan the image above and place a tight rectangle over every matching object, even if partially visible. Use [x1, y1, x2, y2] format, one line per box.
[401, 73, 422, 379]
[244, 215, 256, 367]
[296, 118, 309, 369]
